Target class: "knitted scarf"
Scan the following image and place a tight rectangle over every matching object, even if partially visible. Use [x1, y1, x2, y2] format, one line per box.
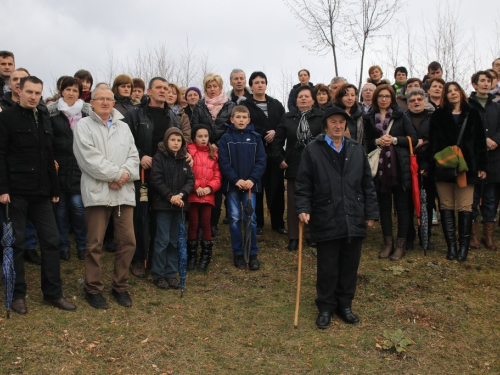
[295, 108, 314, 148]
[57, 98, 84, 130]
[205, 92, 228, 120]
[393, 82, 406, 95]
[375, 109, 398, 193]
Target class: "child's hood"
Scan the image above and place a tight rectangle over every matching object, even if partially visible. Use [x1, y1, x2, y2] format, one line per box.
[157, 127, 187, 160]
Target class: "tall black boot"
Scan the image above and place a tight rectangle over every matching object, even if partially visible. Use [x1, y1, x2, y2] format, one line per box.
[187, 240, 198, 271]
[440, 210, 457, 260]
[198, 240, 213, 272]
[457, 211, 472, 262]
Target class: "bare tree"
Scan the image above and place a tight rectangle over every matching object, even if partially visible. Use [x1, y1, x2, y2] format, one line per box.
[284, 0, 343, 76]
[346, 0, 403, 90]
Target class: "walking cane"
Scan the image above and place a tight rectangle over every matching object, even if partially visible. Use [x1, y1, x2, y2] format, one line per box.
[294, 221, 304, 328]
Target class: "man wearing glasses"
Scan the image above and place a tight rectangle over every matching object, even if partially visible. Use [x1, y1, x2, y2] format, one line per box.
[360, 83, 375, 113]
[73, 87, 139, 310]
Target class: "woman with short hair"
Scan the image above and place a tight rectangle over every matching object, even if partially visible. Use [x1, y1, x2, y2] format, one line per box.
[367, 65, 390, 87]
[313, 83, 331, 111]
[333, 83, 364, 144]
[166, 83, 191, 144]
[111, 74, 134, 115]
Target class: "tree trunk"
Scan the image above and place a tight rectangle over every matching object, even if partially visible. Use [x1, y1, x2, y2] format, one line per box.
[358, 37, 367, 90]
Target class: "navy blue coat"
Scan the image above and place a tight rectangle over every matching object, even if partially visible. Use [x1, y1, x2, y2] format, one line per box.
[217, 124, 267, 193]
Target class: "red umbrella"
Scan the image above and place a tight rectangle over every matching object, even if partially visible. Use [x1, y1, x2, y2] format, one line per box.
[407, 136, 421, 225]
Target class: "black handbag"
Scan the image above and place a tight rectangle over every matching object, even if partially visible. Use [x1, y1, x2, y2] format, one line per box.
[434, 115, 468, 182]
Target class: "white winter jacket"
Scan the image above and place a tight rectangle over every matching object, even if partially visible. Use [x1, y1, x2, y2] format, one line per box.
[73, 108, 139, 207]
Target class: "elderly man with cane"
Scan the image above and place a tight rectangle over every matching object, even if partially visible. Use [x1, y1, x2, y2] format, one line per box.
[295, 107, 378, 329]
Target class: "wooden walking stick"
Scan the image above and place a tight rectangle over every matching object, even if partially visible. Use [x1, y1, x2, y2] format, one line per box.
[294, 221, 304, 328]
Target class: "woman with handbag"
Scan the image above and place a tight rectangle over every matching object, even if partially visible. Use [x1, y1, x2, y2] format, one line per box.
[364, 84, 418, 260]
[422, 82, 487, 261]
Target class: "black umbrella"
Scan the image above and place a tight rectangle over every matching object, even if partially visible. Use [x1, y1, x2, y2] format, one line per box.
[138, 169, 150, 268]
[243, 190, 254, 271]
[2, 203, 16, 318]
[177, 208, 187, 298]
[419, 173, 429, 256]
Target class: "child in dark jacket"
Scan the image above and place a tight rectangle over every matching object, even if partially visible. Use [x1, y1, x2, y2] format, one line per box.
[150, 127, 194, 290]
[187, 125, 222, 272]
[218, 106, 267, 270]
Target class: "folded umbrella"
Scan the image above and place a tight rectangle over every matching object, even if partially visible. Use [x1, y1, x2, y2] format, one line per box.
[2, 203, 16, 318]
[243, 190, 254, 271]
[177, 207, 188, 298]
[419, 173, 429, 256]
[407, 136, 421, 226]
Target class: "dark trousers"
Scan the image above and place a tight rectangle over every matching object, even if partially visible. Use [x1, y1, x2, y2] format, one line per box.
[377, 186, 410, 239]
[315, 237, 363, 313]
[407, 175, 436, 243]
[472, 183, 497, 222]
[132, 179, 156, 265]
[211, 190, 224, 228]
[286, 179, 309, 240]
[9, 195, 63, 300]
[188, 202, 212, 241]
[256, 158, 285, 230]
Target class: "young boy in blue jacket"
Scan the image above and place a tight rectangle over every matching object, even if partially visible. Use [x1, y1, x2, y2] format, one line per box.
[218, 105, 267, 270]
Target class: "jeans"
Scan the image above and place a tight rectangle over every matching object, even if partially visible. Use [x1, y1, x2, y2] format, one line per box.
[227, 190, 258, 255]
[472, 183, 496, 222]
[25, 219, 38, 250]
[55, 192, 87, 251]
[152, 211, 181, 280]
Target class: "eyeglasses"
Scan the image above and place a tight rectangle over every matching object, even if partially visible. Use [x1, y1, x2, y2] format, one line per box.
[378, 95, 391, 100]
[93, 98, 115, 103]
[409, 98, 424, 103]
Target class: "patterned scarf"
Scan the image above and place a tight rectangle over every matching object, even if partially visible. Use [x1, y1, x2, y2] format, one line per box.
[375, 108, 398, 193]
[205, 91, 228, 120]
[295, 108, 314, 148]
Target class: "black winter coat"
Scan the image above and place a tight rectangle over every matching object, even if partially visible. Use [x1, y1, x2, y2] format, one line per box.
[363, 106, 418, 190]
[345, 104, 364, 144]
[114, 96, 135, 116]
[190, 99, 235, 145]
[150, 142, 194, 211]
[240, 94, 285, 154]
[405, 109, 432, 166]
[0, 91, 15, 110]
[295, 136, 379, 243]
[423, 103, 488, 185]
[124, 101, 181, 160]
[273, 108, 324, 179]
[48, 102, 91, 194]
[287, 82, 314, 112]
[0, 103, 60, 197]
[469, 93, 500, 183]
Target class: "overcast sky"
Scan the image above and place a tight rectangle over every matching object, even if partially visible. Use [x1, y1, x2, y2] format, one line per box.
[3, 0, 497, 102]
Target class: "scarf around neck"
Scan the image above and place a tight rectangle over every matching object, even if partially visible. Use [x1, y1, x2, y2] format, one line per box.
[57, 98, 84, 130]
[295, 108, 314, 148]
[205, 92, 228, 120]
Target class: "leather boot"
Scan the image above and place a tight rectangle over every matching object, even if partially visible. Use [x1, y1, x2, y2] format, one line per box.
[24, 249, 41, 265]
[441, 210, 458, 260]
[481, 222, 497, 250]
[470, 222, 481, 249]
[457, 211, 472, 261]
[187, 240, 198, 271]
[390, 238, 406, 261]
[379, 237, 393, 259]
[198, 240, 213, 272]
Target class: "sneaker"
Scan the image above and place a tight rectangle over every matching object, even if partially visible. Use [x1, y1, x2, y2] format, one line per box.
[432, 210, 438, 225]
[111, 289, 132, 307]
[166, 277, 181, 289]
[233, 254, 245, 269]
[153, 278, 169, 290]
[249, 255, 260, 270]
[85, 292, 109, 310]
[130, 261, 146, 278]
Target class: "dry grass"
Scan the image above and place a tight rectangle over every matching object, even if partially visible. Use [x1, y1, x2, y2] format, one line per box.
[1, 220, 500, 374]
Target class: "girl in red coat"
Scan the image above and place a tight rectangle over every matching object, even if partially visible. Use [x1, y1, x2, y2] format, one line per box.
[187, 125, 222, 271]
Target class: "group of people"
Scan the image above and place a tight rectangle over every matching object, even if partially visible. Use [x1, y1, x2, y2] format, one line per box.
[1, 47, 500, 329]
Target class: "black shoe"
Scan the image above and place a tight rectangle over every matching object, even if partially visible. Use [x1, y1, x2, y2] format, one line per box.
[335, 307, 360, 324]
[405, 241, 414, 251]
[77, 250, 85, 261]
[288, 240, 298, 251]
[275, 228, 288, 235]
[104, 238, 116, 253]
[211, 226, 220, 238]
[249, 254, 260, 270]
[316, 311, 332, 329]
[153, 278, 169, 290]
[85, 292, 109, 310]
[256, 227, 263, 235]
[222, 217, 229, 224]
[24, 249, 41, 265]
[112, 289, 132, 307]
[166, 277, 181, 290]
[233, 254, 245, 269]
[60, 250, 70, 261]
[306, 239, 317, 248]
[11, 298, 27, 315]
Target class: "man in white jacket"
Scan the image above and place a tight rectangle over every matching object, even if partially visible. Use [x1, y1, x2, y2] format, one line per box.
[73, 87, 139, 309]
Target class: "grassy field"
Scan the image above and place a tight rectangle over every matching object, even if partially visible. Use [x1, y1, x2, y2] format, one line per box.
[1, 220, 500, 374]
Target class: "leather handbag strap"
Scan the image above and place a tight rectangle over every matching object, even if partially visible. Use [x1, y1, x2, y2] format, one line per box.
[457, 115, 468, 146]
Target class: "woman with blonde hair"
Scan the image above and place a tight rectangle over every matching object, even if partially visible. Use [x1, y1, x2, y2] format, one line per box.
[367, 65, 390, 87]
